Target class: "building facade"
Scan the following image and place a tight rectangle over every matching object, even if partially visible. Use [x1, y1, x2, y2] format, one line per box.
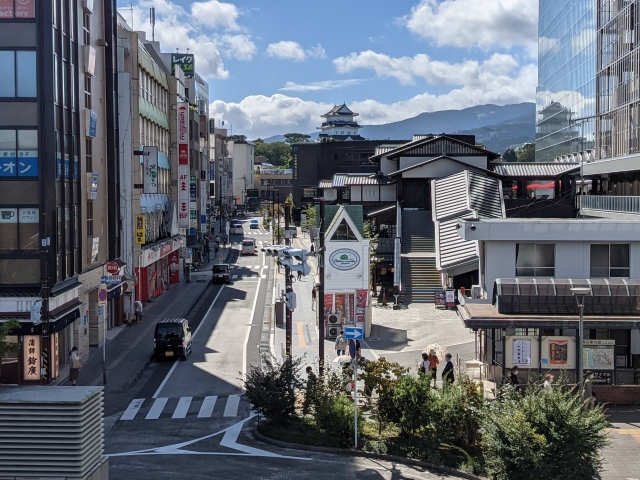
[317, 104, 364, 141]
[535, 0, 596, 162]
[229, 140, 254, 208]
[0, 0, 120, 383]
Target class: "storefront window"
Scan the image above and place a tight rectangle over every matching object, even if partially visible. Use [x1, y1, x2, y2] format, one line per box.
[0, 259, 39, 284]
[0, 129, 39, 177]
[0, 0, 36, 18]
[0, 51, 36, 97]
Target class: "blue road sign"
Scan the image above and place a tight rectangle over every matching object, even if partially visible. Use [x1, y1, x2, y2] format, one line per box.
[345, 326, 364, 341]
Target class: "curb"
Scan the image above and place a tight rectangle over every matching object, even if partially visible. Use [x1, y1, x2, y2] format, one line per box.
[252, 422, 484, 480]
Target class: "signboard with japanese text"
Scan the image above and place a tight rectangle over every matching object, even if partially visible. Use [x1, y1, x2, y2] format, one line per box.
[513, 339, 532, 365]
[135, 215, 146, 244]
[19, 207, 38, 223]
[87, 109, 97, 137]
[0, 150, 38, 177]
[178, 164, 190, 228]
[89, 173, 98, 199]
[190, 209, 197, 228]
[143, 146, 158, 194]
[23, 335, 40, 381]
[177, 102, 189, 165]
[584, 339, 615, 370]
[171, 53, 195, 77]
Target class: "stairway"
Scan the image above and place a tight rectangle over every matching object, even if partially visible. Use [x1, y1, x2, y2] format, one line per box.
[400, 210, 441, 303]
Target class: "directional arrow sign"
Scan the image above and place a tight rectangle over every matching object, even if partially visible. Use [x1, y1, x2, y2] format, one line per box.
[344, 326, 363, 341]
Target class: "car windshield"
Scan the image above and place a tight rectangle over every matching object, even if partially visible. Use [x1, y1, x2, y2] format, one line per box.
[250, 220, 258, 224]
[156, 324, 182, 338]
[242, 240, 254, 246]
[213, 265, 229, 273]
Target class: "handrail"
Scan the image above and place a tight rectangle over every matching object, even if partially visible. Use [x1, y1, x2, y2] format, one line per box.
[578, 195, 640, 214]
[394, 201, 402, 289]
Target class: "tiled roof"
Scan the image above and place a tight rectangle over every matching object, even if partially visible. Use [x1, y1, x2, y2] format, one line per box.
[319, 173, 395, 188]
[491, 162, 579, 178]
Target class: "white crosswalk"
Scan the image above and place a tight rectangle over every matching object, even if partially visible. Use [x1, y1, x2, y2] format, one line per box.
[120, 394, 247, 421]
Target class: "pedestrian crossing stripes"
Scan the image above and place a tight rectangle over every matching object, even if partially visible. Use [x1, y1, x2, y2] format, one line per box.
[120, 394, 248, 421]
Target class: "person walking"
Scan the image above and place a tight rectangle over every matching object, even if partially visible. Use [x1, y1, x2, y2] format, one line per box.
[509, 366, 520, 390]
[418, 352, 429, 375]
[442, 353, 455, 385]
[69, 347, 81, 386]
[133, 300, 143, 323]
[297, 270, 302, 281]
[215, 235, 220, 245]
[335, 330, 348, 356]
[543, 373, 554, 391]
[427, 349, 439, 388]
[303, 366, 318, 415]
[583, 371, 595, 410]
[311, 285, 317, 310]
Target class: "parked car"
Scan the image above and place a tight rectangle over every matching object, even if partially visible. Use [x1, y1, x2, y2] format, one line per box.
[250, 219, 259, 229]
[286, 226, 298, 238]
[154, 318, 192, 361]
[230, 222, 243, 235]
[242, 238, 256, 255]
[212, 263, 231, 284]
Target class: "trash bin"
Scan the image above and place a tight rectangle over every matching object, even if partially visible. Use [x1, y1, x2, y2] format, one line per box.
[275, 299, 284, 327]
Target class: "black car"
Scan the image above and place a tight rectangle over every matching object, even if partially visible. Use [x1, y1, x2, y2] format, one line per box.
[154, 318, 192, 361]
[212, 264, 231, 284]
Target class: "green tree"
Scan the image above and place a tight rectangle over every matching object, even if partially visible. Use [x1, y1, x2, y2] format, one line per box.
[254, 141, 293, 168]
[229, 135, 247, 142]
[516, 143, 535, 162]
[502, 148, 517, 162]
[0, 319, 21, 379]
[301, 204, 316, 230]
[284, 133, 311, 144]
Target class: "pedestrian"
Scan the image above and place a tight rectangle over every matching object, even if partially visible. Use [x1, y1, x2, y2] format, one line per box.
[442, 353, 455, 385]
[418, 352, 429, 375]
[335, 330, 348, 356]
[223, 235, 227, 246]
[303, 366, 318, 415]
[543, 373, 554, 391]
[310, 244, 315, 253]
[583, 371, 595, 410]
[427, 349, 439, 388]
[311, 285, 317, 310]
[133, 299, 143, 323]
[297, 270, 302, 281]
[509, 366, 520, 390]
[69, 347, 81, 386]
[215, 235, 220, 245]
[355, 340, 362, 358]
[214, 245, 219, 256]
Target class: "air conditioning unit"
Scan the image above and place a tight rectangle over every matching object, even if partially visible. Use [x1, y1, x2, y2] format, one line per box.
[471, 285, 482, 299]
[327, 313, 341, 325]
[326, 325, 340, 339]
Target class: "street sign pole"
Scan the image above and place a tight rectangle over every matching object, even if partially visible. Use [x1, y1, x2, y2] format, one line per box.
[353, 358, 358, 448]
[98, 283, 108, 385]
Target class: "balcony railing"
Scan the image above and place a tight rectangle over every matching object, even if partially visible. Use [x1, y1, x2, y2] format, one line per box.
[578, 195, 640, 215]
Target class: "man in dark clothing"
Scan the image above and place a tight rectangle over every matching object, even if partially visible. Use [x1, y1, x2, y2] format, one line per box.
[509, 366, 520, 390]
[442, 353, 455, 385]
[303, 366, 318, 415]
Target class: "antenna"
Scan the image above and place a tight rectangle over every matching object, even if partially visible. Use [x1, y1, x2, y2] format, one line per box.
[150, 7, 155, 41]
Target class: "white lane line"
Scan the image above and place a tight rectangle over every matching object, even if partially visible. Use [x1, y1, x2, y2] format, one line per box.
[243, 247, 265, 377]
[223, 395, 241, 417]
[152, 285, 226, 399]
[261, 274, 266, 279]
[145, 397, 168, 420]
[262, 266, 268, 269]
[197, 396, 217, 418]
[172, 397, 192, 419]
[232, 275, 238, 279]
[241, 275, 247, 278]
[254, 265, 260, 269]
[120, 398, 144, 421]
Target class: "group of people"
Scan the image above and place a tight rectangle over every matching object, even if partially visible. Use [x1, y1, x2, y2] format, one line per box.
[509, 366, 597, 410]
[334, 330, 360, 357]
[418, 349, 455, 387]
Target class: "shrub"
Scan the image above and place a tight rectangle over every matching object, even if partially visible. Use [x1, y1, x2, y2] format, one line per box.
[315, 393, 363, 439]
[243, 356, 303, 422]
[481, 382, 610, 480]
[392, 374, 434, 436]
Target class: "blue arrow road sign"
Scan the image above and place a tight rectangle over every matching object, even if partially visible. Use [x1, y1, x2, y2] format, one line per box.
[345, 326, 363, 341]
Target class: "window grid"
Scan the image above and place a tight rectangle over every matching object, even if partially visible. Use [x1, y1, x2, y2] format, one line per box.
[515, 243, 555, 277]
[86, 201, 93, 237]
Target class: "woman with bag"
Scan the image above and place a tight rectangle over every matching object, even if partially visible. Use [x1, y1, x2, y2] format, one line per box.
[69, 346, 82, 386]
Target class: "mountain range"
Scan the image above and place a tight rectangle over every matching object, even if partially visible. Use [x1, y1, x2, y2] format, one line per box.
[260, 102, 535, 154]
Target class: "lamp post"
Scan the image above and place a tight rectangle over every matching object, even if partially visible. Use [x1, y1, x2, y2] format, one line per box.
[571, 286, 591, 390]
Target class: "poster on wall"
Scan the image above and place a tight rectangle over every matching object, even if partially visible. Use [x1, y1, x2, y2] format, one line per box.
[143, 146, 158, 194]
[335, 294, 346, 318]
[23, 335, 40, 381]
[583, 340, 615, 370]
[513, 339, 532, 365]
[324, 294, 334, 314]
[355, 289, 367, 323]
[549, 340, 568, 365]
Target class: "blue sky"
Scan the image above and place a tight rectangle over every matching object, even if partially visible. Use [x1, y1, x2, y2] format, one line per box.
[120, 0, 539, 139]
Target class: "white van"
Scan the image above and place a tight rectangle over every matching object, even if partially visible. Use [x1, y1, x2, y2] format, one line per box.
[230, 222, 243, 235]
[242, 238, 256, 255]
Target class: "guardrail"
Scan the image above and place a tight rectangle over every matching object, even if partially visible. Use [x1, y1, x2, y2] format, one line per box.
[578, 195, 640, 214]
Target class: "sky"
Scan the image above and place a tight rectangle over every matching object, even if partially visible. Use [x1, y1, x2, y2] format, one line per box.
[118, 0, 539, 139]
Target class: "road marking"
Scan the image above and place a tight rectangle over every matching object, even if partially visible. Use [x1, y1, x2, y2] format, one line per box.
[262, 265, 268, 269]
[296, 322, 307, 348]
[241, 275, 247, 278]
[254, 265, 260, 269]
[120, 398, 144, 421]
[261, 274, 266, 278]
[243, 248, 265, 377]
[197, 396, 217, 418]
[152, 285, 226, 399]
[145, 397, 168, 420]
[223, 395, 241, 417]
[172, 397, 192, 419]
[232, 275, 238, 279]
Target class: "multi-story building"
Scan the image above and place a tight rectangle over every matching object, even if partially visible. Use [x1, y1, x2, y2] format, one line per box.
[229, 140, 254, 209]
[0, 0, 120, 383]
[317, 104, 365, 141]
[210, 126, 232, 235]
[254, 163, 292, 201]
[535, 0, 596, 162]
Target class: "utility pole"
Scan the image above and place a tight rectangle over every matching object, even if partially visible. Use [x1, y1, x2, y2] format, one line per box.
[284, 202, 292, 361]
[41, 212, 50, 384]
[318, 198, 325, 376]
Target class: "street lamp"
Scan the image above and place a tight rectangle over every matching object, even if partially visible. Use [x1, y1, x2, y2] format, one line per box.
[571, 286, 591, 390]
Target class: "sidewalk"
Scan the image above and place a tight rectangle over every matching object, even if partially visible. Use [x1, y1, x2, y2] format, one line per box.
[54, 245, 233, 399]
[601, 407, 640, 479]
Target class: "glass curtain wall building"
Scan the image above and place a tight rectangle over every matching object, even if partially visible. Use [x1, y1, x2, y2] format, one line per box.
[536, 0, 597, 162]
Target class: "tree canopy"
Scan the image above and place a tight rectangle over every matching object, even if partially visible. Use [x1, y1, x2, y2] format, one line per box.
[516, 143, 535, 162]
[229, 135, 247, 143]
[284, 133, 311, 144]
[254, 141, 292, 168]
[502, 148, 517, 162]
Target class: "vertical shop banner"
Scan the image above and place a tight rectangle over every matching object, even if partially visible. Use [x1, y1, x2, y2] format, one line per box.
[177, 165, 190, 228]
[334, 294, 346, 317]
[135, 215, 146, 244]
[23, 335, 41, 381]
[324, 294, 334, 314]
[189, 175, 197, 228]
[143, 146, 158, 193]
[549, 340, 568, 365]
[177, 102, 189, 165]
[355, 289, 368, 323]
[348, 293, 355, 323]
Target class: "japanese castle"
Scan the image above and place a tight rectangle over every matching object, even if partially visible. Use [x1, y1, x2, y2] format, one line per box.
[317, 104, 365, 141]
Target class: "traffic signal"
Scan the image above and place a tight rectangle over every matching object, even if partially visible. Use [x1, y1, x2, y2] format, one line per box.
[276, 248, 312, 276]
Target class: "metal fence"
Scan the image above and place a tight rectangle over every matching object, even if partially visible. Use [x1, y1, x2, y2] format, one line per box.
[578, 195, 640, 214]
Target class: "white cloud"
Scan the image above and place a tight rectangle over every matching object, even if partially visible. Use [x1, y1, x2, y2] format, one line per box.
[190, 0, 240, 30]
[334, 50, 521, 87]
[404, 0, 538, 50]
[265, 41, 327, 61]
[219, 34, 257, 61]
[279, 79, 363, 92]
[211, 64, 537, 138]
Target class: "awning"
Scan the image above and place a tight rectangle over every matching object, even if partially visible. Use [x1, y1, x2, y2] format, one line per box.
[158, 151, 170, 170]
[49, 301, 82, 333]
